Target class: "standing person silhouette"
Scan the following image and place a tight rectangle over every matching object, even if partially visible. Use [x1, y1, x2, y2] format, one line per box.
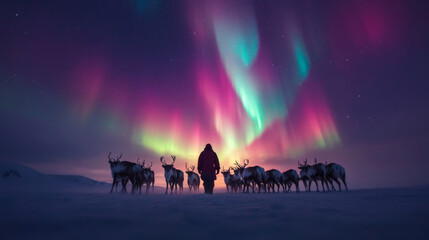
[197, 144, 220, 194]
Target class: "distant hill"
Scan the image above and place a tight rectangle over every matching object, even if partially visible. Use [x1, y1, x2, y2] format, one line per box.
[0, 161, 109, 192]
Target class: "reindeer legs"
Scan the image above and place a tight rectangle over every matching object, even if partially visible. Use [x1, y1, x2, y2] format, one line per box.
[315, 180, 320, 192]
[341, 176, 348, 191]
[327, 178, 336, 191]
[170, 182, 173, 194]
[110, 176, 117, 193]
[332, 178, 340, 191]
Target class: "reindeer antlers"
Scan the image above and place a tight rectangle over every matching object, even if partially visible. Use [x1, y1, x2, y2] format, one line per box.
[298, 159, 308, 167]
[234, 159, 249, 168]
[141, 160, 152, 168]
[160, 155, 176, 165]
[108, 152, 122, 162]
[234, 160, 241, 168]
[186, 163, 195, 172]
[243, 159, 249, 167]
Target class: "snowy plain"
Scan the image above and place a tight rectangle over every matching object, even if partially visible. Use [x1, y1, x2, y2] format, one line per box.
[1, 161, 428, 240]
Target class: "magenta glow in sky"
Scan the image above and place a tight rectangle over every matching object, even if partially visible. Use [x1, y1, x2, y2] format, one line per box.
[131, 0, 339, 167]
[1, 0, 428, 188]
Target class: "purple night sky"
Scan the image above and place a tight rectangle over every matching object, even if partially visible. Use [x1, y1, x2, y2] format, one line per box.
[1, 0, 428, 188]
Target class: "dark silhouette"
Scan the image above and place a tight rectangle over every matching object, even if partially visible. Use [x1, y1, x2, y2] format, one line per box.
[281, 169, 300, 192]
[265, 169, 282, 193]
[325, 162, 348, 191]
[197, 144, 220, 194]
[185, 163, 200, 192]
[234, 159, 266, 193]
[231, 167, 243, 193]
[140, 160, 155, 194]
[133, 158, 145, 194]
[298, 159, 330, 192]
[221, 167, 232, 192]
[160, 155, 184, 194]
[108, 152, 132, 193]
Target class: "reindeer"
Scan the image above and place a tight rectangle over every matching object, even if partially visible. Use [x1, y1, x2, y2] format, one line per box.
[148, 164, 155, 193]
[107, 153, 128, 192]
[160, 156, 176, 194]
[281, 169, 300, 192]
[298, 159, 329, 192]
[141, 160, 155, 193]
[185, 163, 200, 192]
[172, 156, 184, 194]
[234, 159, 266, 193]
[108, 152, 137, 193]
[325, 162, 348, 191]
[298, 159, 310, 191]
[313, 158, 331, 192]
[132, 158, 145, 194]
[265, 169, 282, 193]
[221, 167, 233, 193]
[160, 155, 184, 194]
[231, 167, 244, 193]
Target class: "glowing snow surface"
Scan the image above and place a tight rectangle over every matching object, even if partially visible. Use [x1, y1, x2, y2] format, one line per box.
[0, 162, 428, 239]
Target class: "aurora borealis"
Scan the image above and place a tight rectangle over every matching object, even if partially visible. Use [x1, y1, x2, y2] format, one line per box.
[134, 0, 339, 161]
[1, 0, 428, 188]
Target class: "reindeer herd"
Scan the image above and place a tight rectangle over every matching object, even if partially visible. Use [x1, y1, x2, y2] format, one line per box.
[108, 153, 199, 194]
[107, 152, 348, 194]
[108, 152, 155, 194]
[222, 158, 348, 193]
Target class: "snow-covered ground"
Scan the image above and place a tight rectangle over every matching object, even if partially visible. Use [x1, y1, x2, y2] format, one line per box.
[1, 162, 428, 240]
